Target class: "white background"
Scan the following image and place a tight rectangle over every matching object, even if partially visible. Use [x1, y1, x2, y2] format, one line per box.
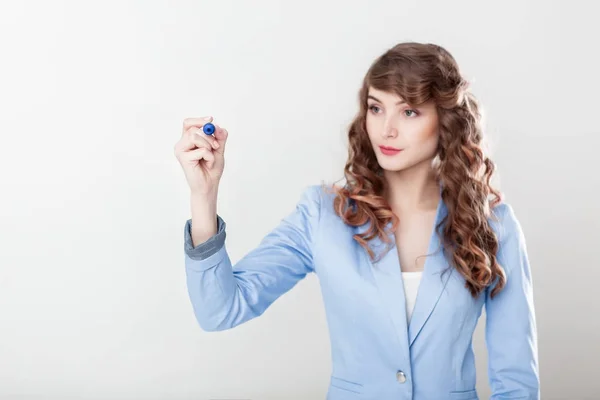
[1, 1, 599, 399]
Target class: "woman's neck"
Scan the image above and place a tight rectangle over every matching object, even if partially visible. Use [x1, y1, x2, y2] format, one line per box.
[383, 162, 440, 214]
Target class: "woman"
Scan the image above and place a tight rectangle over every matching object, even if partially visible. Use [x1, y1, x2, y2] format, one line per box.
[174, 42, 540, 399]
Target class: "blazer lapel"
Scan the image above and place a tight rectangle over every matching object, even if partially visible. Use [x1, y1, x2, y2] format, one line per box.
[367, 225, 409, 348]
[357, 219, 411, 356]
[354, 185, 453, 351]
[407, 196, 453, 347]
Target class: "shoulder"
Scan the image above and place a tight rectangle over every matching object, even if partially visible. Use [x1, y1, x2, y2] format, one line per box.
[298, 183, 337, 202]
[295, 183, 346, 223]
[306, 183, 344, 211]
[490, 201, 525, 245]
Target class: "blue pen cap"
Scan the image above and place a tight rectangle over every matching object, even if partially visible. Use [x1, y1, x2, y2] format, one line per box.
[203, 122, 216, 135]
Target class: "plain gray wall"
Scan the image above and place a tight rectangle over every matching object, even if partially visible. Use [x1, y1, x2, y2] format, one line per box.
[1, 0, 599, 399]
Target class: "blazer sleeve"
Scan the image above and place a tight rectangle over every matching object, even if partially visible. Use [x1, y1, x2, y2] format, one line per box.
[485, 204, 540, 399]
[183, 185, 321, 332]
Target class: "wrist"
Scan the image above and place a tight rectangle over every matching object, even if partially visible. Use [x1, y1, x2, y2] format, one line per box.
[190, 186, 218, 201]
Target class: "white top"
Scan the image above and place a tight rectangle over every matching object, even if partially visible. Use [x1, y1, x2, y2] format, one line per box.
[401, 271, 423, 323]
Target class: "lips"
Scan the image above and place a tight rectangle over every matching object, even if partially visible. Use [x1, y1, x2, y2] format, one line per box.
[379, 146, 403, 156]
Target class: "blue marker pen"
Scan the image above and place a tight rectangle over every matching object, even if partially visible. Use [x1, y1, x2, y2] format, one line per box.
[203, 122, 216, 135]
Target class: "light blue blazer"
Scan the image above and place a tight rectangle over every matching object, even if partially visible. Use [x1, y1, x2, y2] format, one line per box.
[183, 184, 540, 399]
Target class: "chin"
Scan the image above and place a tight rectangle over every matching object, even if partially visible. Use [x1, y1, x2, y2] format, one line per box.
[378, 161, 407, 172]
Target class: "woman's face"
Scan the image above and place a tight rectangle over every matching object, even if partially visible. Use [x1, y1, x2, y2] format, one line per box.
[365, 87, 440, 172]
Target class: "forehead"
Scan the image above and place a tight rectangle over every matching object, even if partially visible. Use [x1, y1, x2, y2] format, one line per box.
[367, 88, 403, 102]
[367, 86, 436, 109]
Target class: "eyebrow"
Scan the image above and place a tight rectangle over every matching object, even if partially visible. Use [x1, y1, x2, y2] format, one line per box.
[367, 95, 406, 105]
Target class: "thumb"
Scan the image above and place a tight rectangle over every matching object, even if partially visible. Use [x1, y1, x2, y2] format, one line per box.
[214, 127, 228, 155]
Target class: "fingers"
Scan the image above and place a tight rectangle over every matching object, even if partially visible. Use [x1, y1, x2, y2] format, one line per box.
[190, 127, 220, 150]
[176, 127, 219, 152]
[176, 117, 228, 159]
[181, 147, 216, 168]
[182, 116, 213, 136]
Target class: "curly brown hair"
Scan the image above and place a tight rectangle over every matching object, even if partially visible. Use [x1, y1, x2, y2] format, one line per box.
[325, 42, 506, 299]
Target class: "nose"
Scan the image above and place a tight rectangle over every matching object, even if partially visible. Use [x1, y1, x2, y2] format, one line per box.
[382, 120, 398, 138]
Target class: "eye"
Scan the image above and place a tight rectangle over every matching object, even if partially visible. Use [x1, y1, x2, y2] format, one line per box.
[369, 104, 379, 114]
[405, 109, 419, 117]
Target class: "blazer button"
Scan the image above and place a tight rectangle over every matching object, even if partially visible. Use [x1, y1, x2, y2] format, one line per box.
[396, 370, 407, 383]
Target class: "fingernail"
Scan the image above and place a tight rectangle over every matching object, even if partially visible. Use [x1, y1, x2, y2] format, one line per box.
[203, 116, 212, 120]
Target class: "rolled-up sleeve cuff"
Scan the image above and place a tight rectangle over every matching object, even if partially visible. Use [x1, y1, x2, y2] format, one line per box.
[184, 215, 227, 260]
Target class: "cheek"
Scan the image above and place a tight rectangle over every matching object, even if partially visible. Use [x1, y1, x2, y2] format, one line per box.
[406, 120, 438, 145]
[402, 124, 439, 160]
[365, 117, 377, 140]
[417, 131, 439, 156]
